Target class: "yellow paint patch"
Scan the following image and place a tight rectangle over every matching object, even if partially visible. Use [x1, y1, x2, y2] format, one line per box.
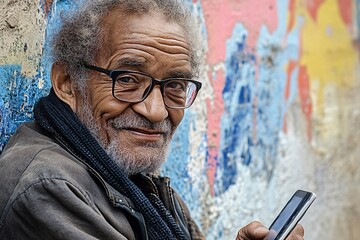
[301, 0, 357, 88]
[294, 0, 359, 150]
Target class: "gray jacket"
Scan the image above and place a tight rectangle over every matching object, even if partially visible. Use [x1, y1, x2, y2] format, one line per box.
[0, 122, 204, 239]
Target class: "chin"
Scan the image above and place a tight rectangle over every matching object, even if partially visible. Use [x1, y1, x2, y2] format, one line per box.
[105, 141, 169, 176]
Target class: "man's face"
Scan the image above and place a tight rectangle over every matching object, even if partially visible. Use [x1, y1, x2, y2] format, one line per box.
[75, 10, 192, 175]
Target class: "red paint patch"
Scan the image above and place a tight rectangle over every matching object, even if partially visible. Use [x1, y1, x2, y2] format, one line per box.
[298, 66, 312, 140]
[202, 0, 278, 65]
[306, 0, 325, 22]
[205, 69, 225, 196]
[287, 0, 296, 33]
[283, 115, 288, 134]
[285, 60, 297, 100]
[337, 0, 353, 30]
[44, 0, 54, 15]
[283, 61, 297, 134]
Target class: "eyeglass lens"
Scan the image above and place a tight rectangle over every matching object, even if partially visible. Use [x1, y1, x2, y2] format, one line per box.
[113, 72, 197, 108]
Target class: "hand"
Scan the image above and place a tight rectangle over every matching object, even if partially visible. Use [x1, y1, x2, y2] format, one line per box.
[264, 224, 304, 240]
[236, 221, 269, 240]
[236, 222, 305, 240]
[285, 224, 304, 240]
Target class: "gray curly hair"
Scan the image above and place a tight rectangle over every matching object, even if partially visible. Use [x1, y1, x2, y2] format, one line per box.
[51, 0, 206, 93]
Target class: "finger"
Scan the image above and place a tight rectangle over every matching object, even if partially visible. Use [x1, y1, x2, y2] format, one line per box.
[236, 221, 269, 240]
[295, 235, 304, 240]
[286, 224, 305, 240]
[287, 234, 304, 240]
[292, 224, 304, 237]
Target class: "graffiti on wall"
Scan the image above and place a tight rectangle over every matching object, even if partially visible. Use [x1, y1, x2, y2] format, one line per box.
[166, 0, 360, 238]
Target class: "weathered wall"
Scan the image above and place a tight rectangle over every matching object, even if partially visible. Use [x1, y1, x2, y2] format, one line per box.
[1, 0, 359, 239]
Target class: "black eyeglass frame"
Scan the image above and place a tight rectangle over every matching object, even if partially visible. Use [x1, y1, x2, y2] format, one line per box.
[84, 64, 202, 109]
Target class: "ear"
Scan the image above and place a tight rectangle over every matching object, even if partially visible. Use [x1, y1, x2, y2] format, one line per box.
[51, 62, 78, 111]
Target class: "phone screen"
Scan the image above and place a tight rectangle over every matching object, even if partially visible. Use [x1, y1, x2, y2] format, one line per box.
[269, 195, 303, 235]
[264, 190, 316, 240]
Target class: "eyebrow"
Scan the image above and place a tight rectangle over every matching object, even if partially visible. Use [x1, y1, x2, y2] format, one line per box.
[114, 58, 193, 79]
[167, 71, 193, 79]
[115, 58, 147, 68]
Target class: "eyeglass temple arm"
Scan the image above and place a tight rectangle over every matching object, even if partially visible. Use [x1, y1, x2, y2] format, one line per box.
[84, 64, 112, 76]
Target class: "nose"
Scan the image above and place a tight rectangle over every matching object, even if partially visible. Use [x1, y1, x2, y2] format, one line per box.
[131, 86, 168, 123]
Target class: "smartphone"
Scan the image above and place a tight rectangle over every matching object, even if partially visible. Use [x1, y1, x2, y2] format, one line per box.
[263, 190, 316, 240]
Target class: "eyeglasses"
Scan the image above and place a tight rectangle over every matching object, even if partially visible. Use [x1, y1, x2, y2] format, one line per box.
[84, 64, 202, 109]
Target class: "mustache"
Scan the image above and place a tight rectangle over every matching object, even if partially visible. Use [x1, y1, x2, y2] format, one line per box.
[109, 114, 173, 133]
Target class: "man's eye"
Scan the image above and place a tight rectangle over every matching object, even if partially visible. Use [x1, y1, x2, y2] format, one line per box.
[116, 75, 137, 84]
[167, 81, 186, 90]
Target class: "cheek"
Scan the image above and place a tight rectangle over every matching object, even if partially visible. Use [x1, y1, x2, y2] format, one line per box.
[93, 98, 130, 126]
[90, 97, 131, 144]
[168, 109, 184, 128]
[86, 87, 130, 127]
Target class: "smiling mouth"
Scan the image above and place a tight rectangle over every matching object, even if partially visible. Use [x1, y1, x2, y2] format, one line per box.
[125, 127, 164, 135]
[108, 114, 173, 143]
[119, 127, 166, 142]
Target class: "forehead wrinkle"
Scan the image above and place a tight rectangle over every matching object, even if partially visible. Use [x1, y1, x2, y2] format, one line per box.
[120, 31, 191, 55]
[152, 36, 190, 49]
[105, 49, 153, 69]
[119, 41, 190, 57]
[106, 43, 191, 69]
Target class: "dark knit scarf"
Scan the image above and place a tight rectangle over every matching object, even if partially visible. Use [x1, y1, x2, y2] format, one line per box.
[34, 89, 187, 240]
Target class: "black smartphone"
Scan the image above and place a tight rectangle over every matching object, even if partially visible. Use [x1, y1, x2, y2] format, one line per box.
[263, 190, 316, 240]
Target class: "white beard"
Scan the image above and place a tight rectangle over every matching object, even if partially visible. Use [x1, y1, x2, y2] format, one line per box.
[77, 98, 174, 175]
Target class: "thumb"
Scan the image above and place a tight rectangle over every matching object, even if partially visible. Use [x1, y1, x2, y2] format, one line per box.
[236, 221, 269, 240]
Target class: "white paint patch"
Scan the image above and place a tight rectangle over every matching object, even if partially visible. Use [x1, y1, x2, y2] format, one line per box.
[0, 0, 46, 77]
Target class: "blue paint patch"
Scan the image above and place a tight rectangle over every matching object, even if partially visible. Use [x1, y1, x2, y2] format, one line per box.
[161, 0, 209, 228]
[0, 1, 74, 153]
[162, 110, 191, 186]
[0, 65, 49, 152]
[214, 23, 257, 194]
[214, 5, 302, 194]
[161, 110, 198, 207]
[251, 15, 300, 177]
[40, 0, 77, 77]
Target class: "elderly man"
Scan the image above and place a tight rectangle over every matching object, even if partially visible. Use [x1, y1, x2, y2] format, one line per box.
[0, 0, 305, 239]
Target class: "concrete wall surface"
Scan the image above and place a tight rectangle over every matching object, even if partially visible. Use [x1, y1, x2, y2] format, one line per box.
[1, 0, 359, 239]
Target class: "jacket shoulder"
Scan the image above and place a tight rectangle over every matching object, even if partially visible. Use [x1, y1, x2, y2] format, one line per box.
[0, 122, 91, 202]
[0, 123, 139, 239]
